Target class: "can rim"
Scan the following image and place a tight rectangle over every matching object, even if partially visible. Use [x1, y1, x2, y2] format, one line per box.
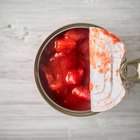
[34, 23, 101, 117]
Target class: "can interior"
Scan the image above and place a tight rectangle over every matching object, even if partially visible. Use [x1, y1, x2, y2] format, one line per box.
[34, 23, 99, 116]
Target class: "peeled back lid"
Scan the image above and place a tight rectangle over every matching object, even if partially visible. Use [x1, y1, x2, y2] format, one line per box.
[89, 27, 126, 112]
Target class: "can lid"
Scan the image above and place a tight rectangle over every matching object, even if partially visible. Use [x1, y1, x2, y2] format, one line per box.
[89, 27, 126, 112]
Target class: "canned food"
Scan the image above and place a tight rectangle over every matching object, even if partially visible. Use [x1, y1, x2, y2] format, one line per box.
[34, 23, 140, 116]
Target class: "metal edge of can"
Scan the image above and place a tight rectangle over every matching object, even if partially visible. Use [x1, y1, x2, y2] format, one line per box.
[34, 23, 102, 117]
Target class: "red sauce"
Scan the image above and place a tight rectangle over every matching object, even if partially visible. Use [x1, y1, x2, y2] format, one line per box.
[39, 28, 90, 111]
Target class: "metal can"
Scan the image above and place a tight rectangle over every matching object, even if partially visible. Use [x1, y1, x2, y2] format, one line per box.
[34, 23, 140, 116]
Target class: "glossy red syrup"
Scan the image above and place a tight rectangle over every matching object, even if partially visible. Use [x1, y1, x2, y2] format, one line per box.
[39, 28, 90, 111]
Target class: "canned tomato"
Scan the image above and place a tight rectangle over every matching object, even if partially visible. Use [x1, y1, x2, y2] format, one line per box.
[34, 23, 140, 116]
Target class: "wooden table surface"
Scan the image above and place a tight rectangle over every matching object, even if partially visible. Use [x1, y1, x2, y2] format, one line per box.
[0, 0, 140, 139]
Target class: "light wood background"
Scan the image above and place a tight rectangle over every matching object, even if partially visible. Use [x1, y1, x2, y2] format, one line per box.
[0, 0, 140, 140]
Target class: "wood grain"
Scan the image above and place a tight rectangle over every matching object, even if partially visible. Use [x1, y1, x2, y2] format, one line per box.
[0, 0, 140, 139]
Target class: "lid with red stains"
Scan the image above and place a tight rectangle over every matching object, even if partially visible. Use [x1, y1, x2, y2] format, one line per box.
[89, 27, 126, 112]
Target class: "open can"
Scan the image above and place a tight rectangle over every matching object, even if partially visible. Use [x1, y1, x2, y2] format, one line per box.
[34, 23, 140, 116]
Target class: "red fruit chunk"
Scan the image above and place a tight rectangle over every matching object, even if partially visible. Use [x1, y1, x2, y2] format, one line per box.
[64, 89, 90, 110]
[79, 39, 89, 58]
[72, 86, 90, 100]
[55, 38, 76, 53]
[65, 29, 88, 41]
[45, 73, 62, 91]
[64, 94, 79, 106]
[50, 53, 77, 76]
[41, 56, 63, 92]
[50, 82, 62, 91]
[65, 67, 84, 85]
[59, 53, 78, 77]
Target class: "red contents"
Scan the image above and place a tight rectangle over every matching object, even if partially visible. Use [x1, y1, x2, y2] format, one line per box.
[72, 86, 90, 100]
[65, 67, 84, 85]
[55, 38, 76, 52]
[65, 28, 88, 41]
[39, 28, 90, 111]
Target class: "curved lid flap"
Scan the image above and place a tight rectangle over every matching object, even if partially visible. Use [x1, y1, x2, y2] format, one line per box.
[89, 27, 126, 112]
